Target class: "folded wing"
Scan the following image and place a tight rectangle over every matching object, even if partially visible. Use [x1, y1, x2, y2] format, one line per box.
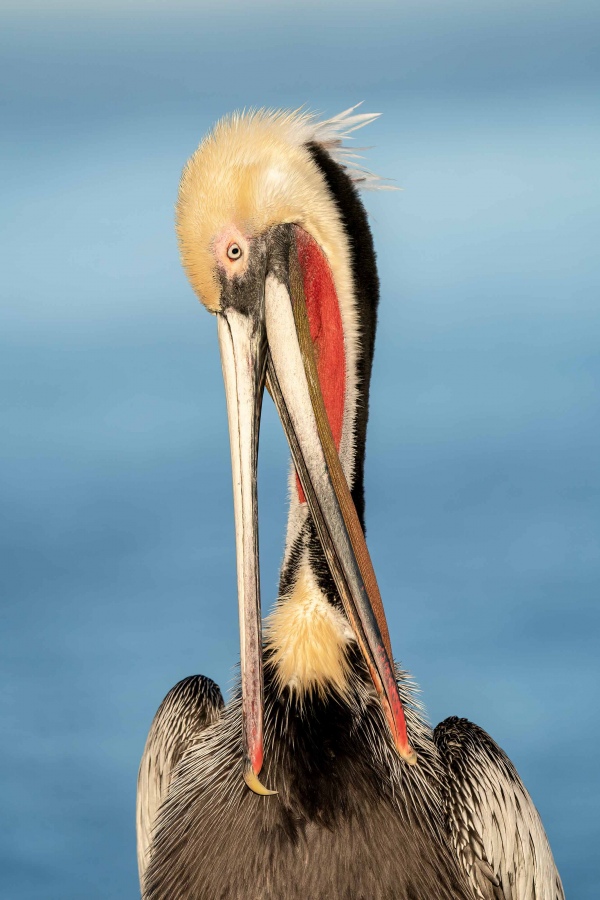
[136, 675, 224, 890]
[434, 717, 564, 900]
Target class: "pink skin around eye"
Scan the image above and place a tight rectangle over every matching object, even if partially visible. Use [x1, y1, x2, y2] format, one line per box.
[213, 226, 250, 278]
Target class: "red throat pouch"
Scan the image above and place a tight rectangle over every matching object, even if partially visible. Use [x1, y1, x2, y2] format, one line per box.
[293, 226, 346, 503]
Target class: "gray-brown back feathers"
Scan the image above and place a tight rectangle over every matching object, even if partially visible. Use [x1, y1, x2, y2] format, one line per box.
[141, 660, 473, 900]
[434, 717, 564, 900]
[136, 676, 223, 889]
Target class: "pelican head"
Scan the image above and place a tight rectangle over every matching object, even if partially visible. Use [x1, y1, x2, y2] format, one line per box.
[176, 107, 416, 794]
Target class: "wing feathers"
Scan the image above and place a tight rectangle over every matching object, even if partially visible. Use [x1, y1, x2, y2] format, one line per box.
[434, 717, 564, 900]
[136, 675, 223, 891]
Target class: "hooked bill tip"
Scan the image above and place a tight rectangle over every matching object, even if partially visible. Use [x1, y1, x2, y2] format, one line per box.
[398, 744, 418, 766]
[244, 764, 278, 796]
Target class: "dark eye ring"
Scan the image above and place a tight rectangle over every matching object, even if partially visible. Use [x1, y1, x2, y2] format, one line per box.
[227, 243, 242, 260]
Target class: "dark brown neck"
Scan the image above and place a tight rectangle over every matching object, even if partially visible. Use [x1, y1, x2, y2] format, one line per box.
[279, 143, 380, 606]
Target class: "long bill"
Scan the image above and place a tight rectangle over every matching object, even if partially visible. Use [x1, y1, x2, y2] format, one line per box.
[217, 228, 416, 797]
[216, 309, 275, 796]
[264, 238, 417, 770]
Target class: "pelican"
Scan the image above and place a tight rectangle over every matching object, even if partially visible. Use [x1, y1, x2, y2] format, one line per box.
[136, 106, 564, 900]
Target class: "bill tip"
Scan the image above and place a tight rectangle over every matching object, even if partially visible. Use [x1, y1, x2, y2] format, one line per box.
[244, 766, 278, 796]
[400, 745, 418, 766]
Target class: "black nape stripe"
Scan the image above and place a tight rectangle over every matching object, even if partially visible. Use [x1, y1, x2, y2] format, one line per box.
[278, 142, 381, 606]
[306, 141, 380, 532]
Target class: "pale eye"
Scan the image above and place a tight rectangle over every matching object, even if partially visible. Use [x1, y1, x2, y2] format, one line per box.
[227, 243, 242, 261]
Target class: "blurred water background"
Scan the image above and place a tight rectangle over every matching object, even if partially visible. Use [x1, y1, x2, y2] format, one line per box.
[1, 1, 599, 897]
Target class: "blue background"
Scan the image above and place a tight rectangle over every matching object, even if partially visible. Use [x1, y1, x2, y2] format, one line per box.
[1, 1, 598, 897]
